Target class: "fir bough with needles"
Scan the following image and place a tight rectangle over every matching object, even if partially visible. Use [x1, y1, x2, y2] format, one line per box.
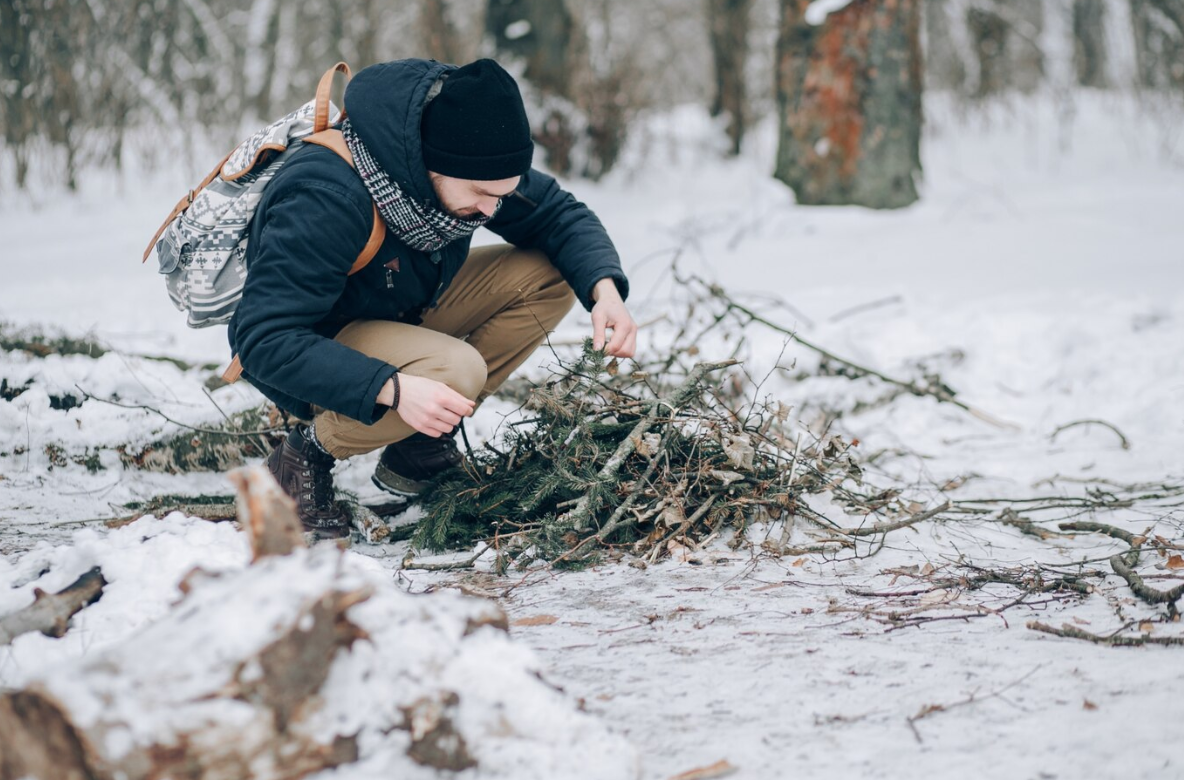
[413, 339, 866, 570]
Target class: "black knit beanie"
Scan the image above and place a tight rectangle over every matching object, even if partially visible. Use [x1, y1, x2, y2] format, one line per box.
[421, 59, 534, 181]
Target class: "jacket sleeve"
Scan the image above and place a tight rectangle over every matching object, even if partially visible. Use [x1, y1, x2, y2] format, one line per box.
[485, 167, 629, 311]
[232, 181, 398, 424]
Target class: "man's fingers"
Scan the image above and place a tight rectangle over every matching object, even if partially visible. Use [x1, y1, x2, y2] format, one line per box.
[591, 310, 608, 351]
[620, 327, 637, 359]
[440, 393, 475, 417]
[605, 319, 628, 355]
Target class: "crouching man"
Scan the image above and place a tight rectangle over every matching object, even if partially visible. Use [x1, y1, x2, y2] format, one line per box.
[230, 58, 636, 538]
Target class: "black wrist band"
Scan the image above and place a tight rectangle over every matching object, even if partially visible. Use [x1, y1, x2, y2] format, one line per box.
[390, 373, 400, 411]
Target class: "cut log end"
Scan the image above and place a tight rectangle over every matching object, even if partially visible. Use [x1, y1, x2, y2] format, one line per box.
[228, 465, 307, 561]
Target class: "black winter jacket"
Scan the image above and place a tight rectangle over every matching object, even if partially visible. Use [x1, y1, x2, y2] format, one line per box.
[228, 59, 628, 424]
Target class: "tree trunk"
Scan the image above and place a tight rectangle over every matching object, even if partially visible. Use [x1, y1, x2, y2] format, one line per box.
[485, 0, 574, 96]
[1073, 0, 1109, 86]
[967, 0, 1045, 96]
[967, 4, 1009, 96]
[1131, 0, 1184, 89]
[707, 0, 754, 155]
[774, 0, 923, 209]
[421, 0, 461, 64]
[1007, 0, 1045, 93]
[923, 0, 968, 91]
[0, 0, 33, 188]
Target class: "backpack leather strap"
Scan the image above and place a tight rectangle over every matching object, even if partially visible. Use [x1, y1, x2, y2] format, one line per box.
[141, 150, 235, 263]
[146, 61, 349, 266]
[222, 128, 386, 386]
[304, 129, 387, 274]
[314, 62, 351, 134]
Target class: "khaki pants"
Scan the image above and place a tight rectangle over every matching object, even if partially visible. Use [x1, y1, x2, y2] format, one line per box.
[315, 244, 576, 459]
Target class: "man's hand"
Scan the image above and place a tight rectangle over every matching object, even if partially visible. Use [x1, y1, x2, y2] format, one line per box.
[381, 374, 475, 437]
[590, 278, 637, 359]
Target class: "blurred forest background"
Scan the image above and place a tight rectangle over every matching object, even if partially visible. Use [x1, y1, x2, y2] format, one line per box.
[1, 0, 1182, 206]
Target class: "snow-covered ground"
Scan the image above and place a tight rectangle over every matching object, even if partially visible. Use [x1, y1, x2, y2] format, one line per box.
[2, 92, 1183, 779]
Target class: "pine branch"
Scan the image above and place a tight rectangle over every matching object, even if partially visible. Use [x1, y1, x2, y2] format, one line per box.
[564, 360, 736, 533]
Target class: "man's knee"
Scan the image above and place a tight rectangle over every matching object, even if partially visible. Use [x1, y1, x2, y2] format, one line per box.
[510, 248, 577, 318]
[411, 340, 487, 400]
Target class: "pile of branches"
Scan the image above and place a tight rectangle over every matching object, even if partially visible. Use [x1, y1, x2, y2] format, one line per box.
[415, 340, 927, 571]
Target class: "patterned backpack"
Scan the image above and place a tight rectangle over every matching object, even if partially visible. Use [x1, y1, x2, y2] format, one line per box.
[142, 62, 385, 382]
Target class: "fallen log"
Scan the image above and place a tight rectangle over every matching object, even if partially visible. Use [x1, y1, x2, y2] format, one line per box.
[0, 466, 636, 780]
[228, 466, 306, 560]
[0, 557, 371, 780]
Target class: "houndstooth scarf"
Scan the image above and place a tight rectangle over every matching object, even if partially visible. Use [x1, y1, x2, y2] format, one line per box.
[341, 119, 496, 254]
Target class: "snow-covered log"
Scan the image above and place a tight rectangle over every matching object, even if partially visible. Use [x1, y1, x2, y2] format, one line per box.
[0, 468, 636, 780]
[227, 465, 306, 560]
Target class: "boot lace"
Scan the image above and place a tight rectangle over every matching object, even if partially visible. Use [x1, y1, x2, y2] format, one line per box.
[302, 453, 337, 510]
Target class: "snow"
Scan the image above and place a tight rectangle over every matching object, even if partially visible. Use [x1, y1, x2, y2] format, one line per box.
[2, 91, 1184, 779]
[805, 0, 855, 26]
[5, 523, 635, 776]
[504, 20, 532, 41]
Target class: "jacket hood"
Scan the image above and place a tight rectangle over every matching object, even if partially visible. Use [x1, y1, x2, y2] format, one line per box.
[343, 59, 457, 203]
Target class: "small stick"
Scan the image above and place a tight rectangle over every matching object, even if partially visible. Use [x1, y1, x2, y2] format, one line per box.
[402, 546, 487, 571]
[836, 501, 951, 538]
[681, 274, 1018, 430]
[659, 492, 724, 550]
[1109, 551, 1184, 607]
[777, 432, 803, 550]
[1028, 621, 1184, 647]
[906, 665, 1042, 743]
[594, 429, 675, 538]
[565, 360, 736, 533]
[75, 386, 281, 437]
[1059, 521, 1184, 609]
[1050, 418, 1132, 450]
[0, 567, 107, 645]
[828, 295, 903, 323]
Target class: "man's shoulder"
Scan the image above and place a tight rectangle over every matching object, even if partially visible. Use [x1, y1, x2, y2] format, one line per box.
[264, 142, 372, 220]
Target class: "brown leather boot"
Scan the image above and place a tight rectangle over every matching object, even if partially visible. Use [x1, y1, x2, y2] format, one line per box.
[266, 424, 350, 539]
[372, 431, 464, 497]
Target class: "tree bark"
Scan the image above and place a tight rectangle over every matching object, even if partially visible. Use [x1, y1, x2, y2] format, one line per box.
[421, 0, 462, 64]
[485, 0, 574, 96]
[966, 0, 1045, 96]
[923, 0, 967, 91]
[774, 0, 923, 209]
[1131, 0, 1184, 89]
[1073, 0, 1109, 86]
[1007, 0, 1045, 93]
[0, 0, 35, 188]
[707, 0, 754, 155]
[967, 4, 1009, 96]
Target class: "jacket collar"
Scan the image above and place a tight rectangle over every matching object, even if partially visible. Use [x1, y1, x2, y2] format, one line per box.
[343, 59, 457, 205]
